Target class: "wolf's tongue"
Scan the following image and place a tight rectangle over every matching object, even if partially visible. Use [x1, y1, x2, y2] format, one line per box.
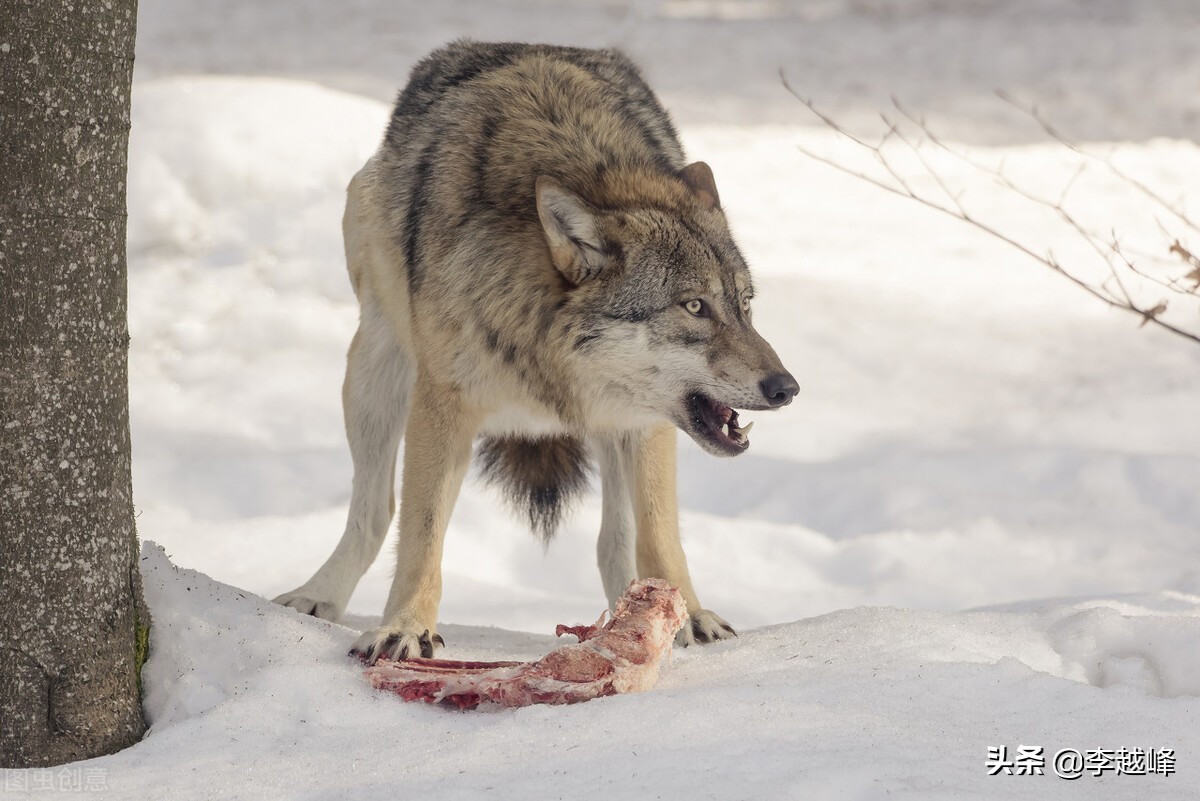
[697, 396, 728, 430]
[691, 394, 751, 448]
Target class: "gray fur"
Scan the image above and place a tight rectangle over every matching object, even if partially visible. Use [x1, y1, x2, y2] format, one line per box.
[275, 41, 797, 659]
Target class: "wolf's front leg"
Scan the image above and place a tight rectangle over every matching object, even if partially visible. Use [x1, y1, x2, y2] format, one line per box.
[630, 425, 737, 646]
[350, 375, 480, 665]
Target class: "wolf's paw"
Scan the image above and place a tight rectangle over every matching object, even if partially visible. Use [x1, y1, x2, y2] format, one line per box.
[350, 619, 444, 665]
[273, 589, 343, 623]
[676, 609, 737, 646]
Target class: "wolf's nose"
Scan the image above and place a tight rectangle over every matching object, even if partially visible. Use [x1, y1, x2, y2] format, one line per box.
[760, 373, 799, 407]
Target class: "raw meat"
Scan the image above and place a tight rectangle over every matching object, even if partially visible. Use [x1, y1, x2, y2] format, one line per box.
[363, 578, 688, 709]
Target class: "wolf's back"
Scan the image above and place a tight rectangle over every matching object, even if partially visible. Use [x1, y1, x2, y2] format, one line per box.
[385, 39, 682, 168]
[378, 40, 687, 239]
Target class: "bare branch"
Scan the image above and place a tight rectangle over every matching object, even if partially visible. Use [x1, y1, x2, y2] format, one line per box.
[780, 70, 875, 150]
[784, 80, 1200, 346]
[997, 90, 1200, 236]
[884, 110, 970, 217]
[892, 97, 1196, 299]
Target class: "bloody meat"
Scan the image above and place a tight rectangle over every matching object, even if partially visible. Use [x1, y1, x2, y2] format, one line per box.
[364, 578, 687, 709]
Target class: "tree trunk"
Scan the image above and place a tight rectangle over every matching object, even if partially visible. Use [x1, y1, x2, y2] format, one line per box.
[0, 0, 147, 767]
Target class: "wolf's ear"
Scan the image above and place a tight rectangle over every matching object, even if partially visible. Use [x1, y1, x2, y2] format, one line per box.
[679, 161, 720, 210]
[536, 177, 608, 285]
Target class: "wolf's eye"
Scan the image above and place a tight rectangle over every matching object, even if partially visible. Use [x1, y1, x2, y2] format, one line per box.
[683, 299, 706, 316]
[741, 296, 752, 312]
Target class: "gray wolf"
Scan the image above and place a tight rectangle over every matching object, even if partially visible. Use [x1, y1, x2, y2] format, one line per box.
[274, 40, 797, 663]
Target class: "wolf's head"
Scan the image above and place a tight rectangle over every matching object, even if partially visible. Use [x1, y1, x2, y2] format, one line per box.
[538, 162, 797, 456]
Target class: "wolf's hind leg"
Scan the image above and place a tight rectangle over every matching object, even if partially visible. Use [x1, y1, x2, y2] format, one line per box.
[274, 298, 412, 621]
[628, 425, 737, 646]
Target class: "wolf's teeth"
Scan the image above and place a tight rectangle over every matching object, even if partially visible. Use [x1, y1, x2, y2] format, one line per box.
[727, 421, 753, 443]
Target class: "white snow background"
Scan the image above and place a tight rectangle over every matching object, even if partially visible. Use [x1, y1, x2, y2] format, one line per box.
[13, 1, 1200, 798]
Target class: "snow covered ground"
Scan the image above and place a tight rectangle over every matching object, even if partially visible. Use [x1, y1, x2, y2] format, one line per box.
[12, 0, 1200, 798]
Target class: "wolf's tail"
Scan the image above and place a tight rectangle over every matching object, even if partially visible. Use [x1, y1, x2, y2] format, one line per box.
[475, 436, 591, 544]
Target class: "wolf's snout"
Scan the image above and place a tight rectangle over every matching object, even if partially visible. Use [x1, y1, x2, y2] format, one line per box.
[760, 373, 799, 407]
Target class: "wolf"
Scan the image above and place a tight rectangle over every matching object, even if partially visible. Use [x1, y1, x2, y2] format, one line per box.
[274, 40, 798, 663]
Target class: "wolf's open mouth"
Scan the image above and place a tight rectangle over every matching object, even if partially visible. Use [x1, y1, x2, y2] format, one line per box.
[687, 392, 752, 454]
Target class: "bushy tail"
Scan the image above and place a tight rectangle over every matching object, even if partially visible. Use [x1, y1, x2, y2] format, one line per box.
[476, 436, 591, 544]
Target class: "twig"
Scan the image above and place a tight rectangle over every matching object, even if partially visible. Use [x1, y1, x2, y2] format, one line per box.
[997, 90, 1200, 237]
[891, 97, 1196, 298]
[780, 74, 1200, 345]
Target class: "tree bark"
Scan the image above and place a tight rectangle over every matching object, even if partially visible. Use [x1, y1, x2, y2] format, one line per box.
[0, 0, 147, 767]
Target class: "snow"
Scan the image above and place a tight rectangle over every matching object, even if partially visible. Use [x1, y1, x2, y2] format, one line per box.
[10, 0, 1200, 797]
[33, 544, 1200, 799]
